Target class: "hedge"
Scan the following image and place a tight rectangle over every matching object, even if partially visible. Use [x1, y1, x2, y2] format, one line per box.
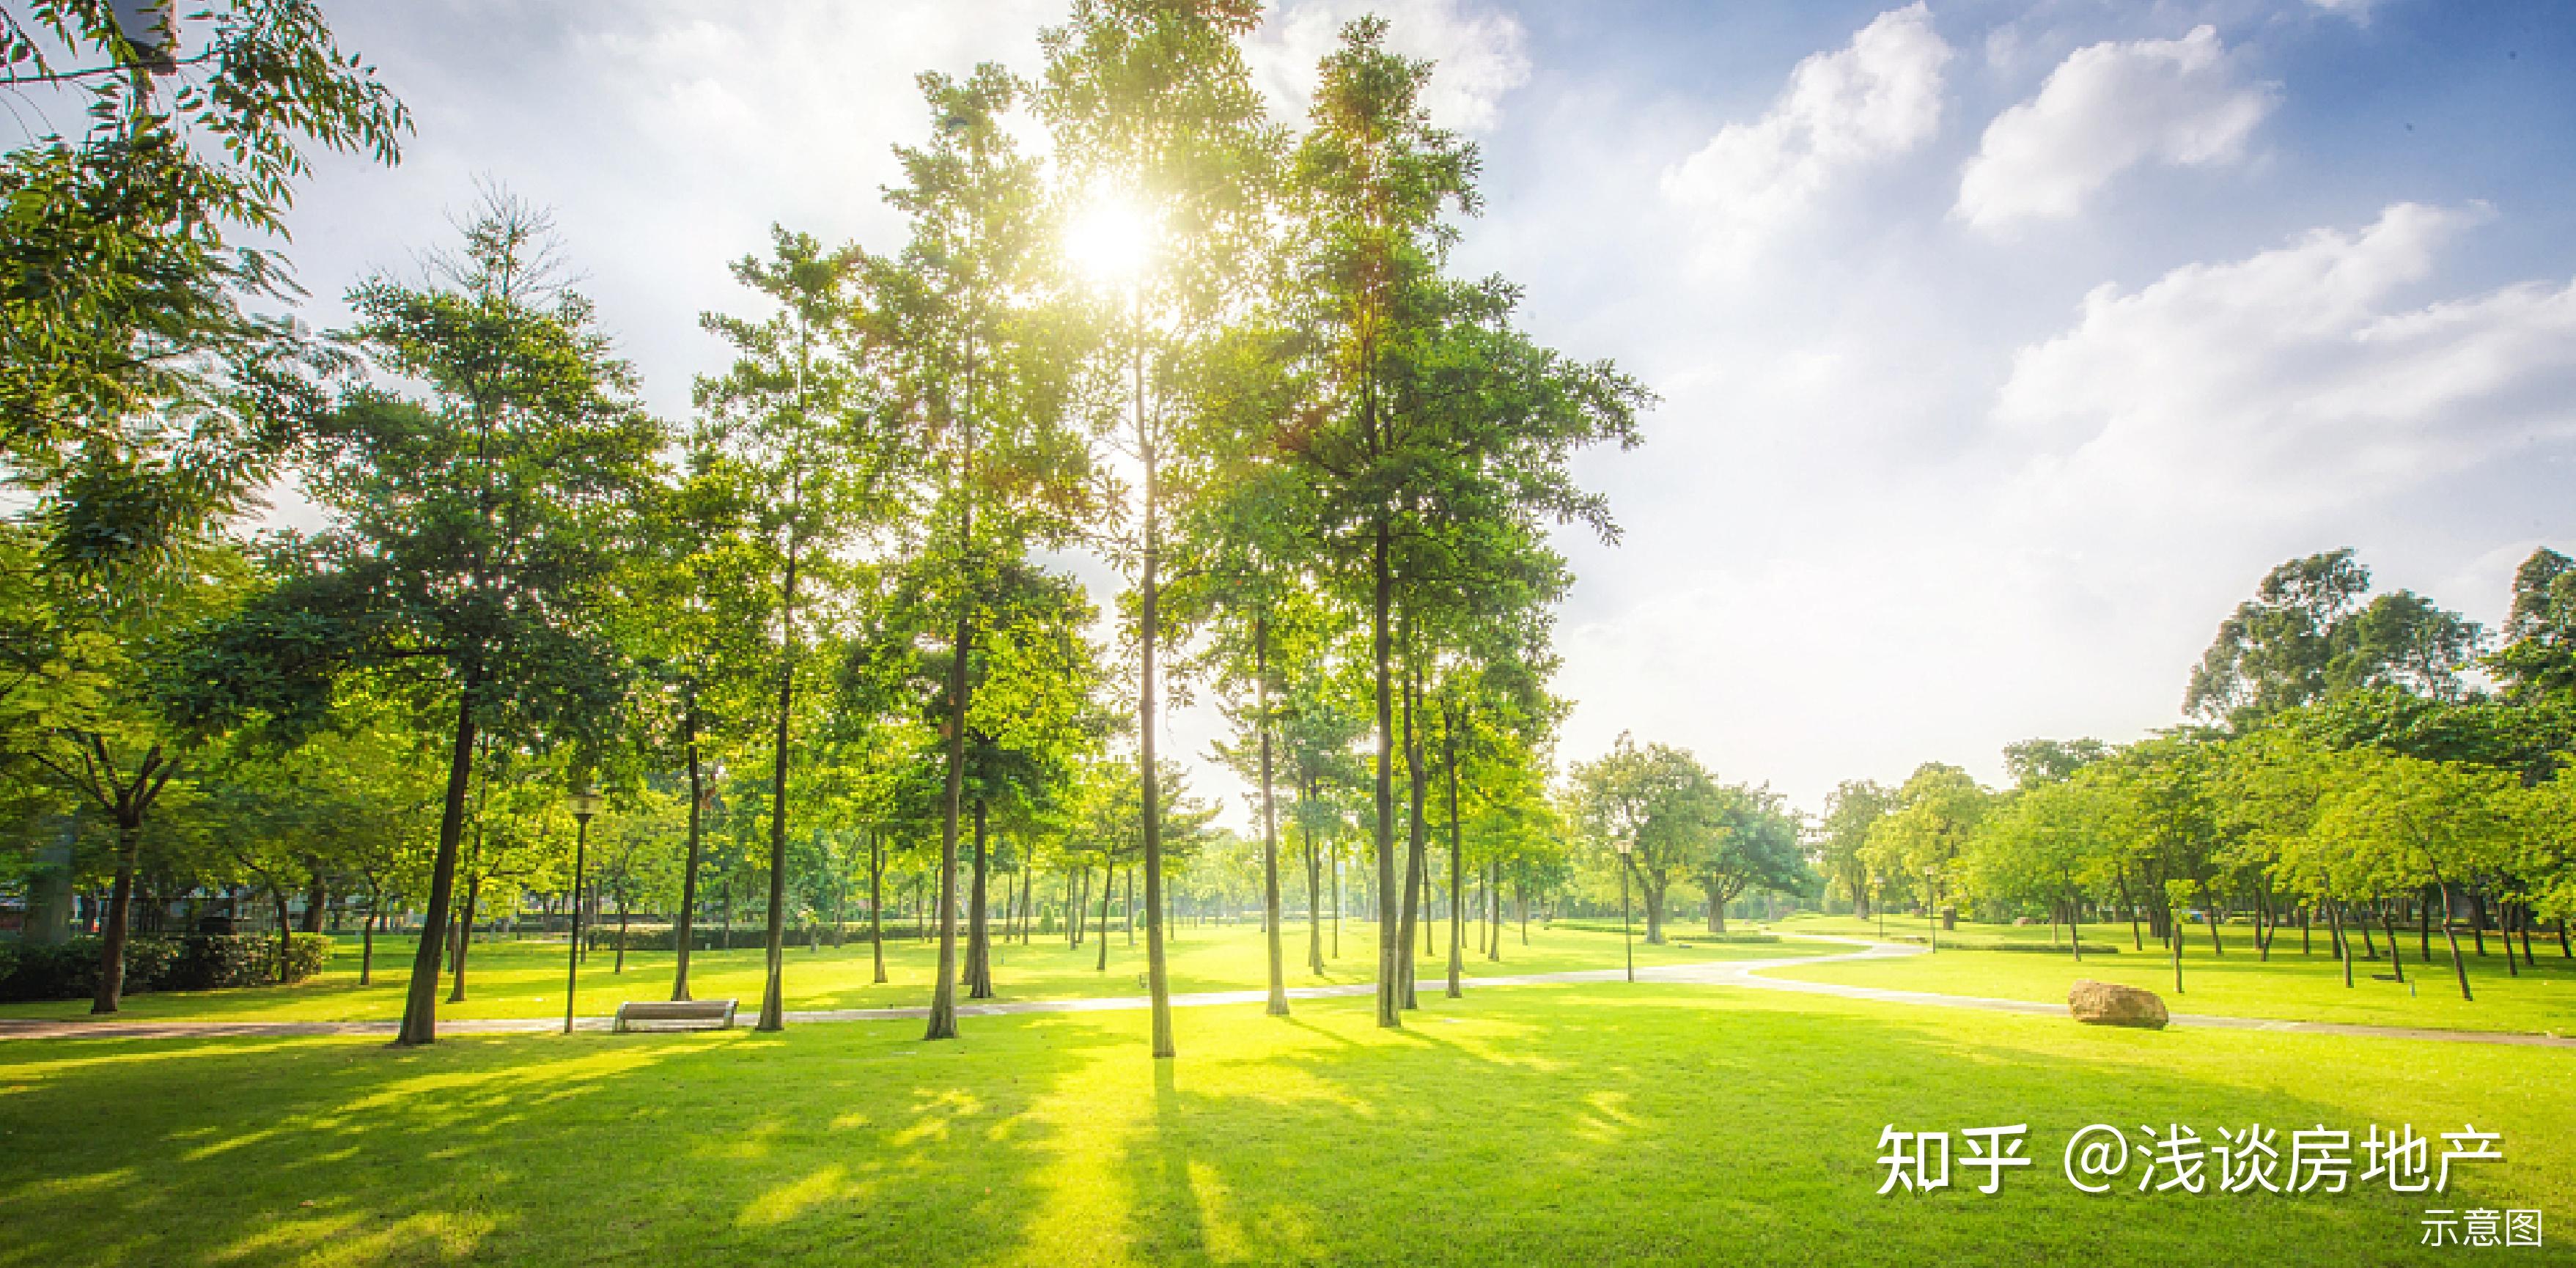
[0, 933, 334, 1001]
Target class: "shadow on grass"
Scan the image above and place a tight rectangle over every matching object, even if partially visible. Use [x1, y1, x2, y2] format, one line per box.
[0, 986, 2557, 1267]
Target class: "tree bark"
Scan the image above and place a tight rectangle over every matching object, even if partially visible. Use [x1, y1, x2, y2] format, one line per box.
[671, 705, 707, 1001]
[2436, 880, 2472, 1000]
[966, 799, 993, 999]
[447, 872, 480, 1003]
[868, 831, 887, 983]
[1256, 619, 1288, 1017]
[1441, 718, 1465, 1000]
[1370, 515, 1399, 1028]
[398, 680, 479, 1046]
[89, 819, 142, 1014]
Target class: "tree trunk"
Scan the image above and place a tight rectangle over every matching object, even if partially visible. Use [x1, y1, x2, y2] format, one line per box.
[1304, 816, 1323, 976]
[925, 600, 972, 1041]
[89, 819, 142, 1014]
[1370, 515, 1399, 1029]
[2330, 900, 2352, 988]
[397, 682, 479, 1045]
[1096, 866, 1114, 973]
[966, 800, 993, 999]
[1442, 723, 1465, 1000]
[1070, 868, 1087, 946]
[1396, 659, 1425, 1010]
[615, 897, 629, 975]
[1135, 361, 1174, 1060]
[2436, 880, 2473, 1000]
[299, 874, 327, 934]
[447, 872, 480, 1003]
[754, 552, 801, 1033]
[868, 831, 887, 984]
[1257, 619, 1287, 1017]
[672, 709, 707, 1001]
[2380, 903, 2404, 984]
[273, 888, 292, 984]
[2116, 867, 2143, 951]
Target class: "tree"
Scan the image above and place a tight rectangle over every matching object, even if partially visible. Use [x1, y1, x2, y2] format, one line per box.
[2187, 550, 2481, 725]
[1040, 0, 1278, 1058]
[1696, 784, 1804, 932]
[1815, 779, 1892, 917]
[2311, 750, 2520, 1000]
[165, 191, 666, 1044]
[694, 225, 883, 1032]
[1861, 763, 1992, 918]
[2490, 547, 2576, 701]
[866, 63, 1086, 1043]
[18, 546, 246, 1010]
[1570, 734, 1721, 946]
[4, 0, 406, 581]
[1282, 18, 1646, 1024]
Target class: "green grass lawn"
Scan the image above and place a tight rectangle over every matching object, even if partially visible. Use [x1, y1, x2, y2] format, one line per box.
[1773, 913, 2576, 1036]
[1, 981, 2563, 1267]
[0, 921, 1817, 1025]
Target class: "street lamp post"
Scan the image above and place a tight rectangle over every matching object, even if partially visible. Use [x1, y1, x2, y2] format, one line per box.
[1924, 865, 1939, 954]
[1870, 871, 1883, 939]
[1613, 838, 1635, 983]
[564, 787, 604, 1035]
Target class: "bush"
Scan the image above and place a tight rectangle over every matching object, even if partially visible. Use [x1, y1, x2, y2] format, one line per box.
[0, 932, 331, 1000]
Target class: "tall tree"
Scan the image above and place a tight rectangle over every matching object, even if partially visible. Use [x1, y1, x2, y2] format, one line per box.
[1286, 18, 1646, 1024]
[166, 191, 665, 1044]
[866, 64, 1086, 1042]
[694, 225, 882, 1033]
[1040, 0, 1277, 1058]
[2187, 550, 2481, 725]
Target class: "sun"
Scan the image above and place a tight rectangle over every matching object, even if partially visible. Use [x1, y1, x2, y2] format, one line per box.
[1064, 191, 1158, 289]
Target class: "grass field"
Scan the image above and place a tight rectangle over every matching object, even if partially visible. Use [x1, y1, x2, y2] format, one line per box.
[3, 978, 2565, 1267]
[0, 920, 1814, 1024]
[1769, 914, 2576, 1036]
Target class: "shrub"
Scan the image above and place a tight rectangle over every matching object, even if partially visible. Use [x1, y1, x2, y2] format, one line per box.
[0, 932, 331, 1000]
[0, 936, 181, 1001]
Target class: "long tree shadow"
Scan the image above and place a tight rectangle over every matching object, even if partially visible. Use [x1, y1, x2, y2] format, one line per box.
[1089, 986, 2566, 1265]
[0, 1017, 1128, 1268]
[1, 984, 2565, 1266]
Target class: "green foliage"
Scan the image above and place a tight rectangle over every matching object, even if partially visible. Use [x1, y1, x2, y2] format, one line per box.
[3, 0, 407, 580]
[0, 932, 328, 1000]
[2186, 549, 2483, 725]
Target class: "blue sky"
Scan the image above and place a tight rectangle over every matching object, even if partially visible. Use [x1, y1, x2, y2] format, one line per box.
[262, 0, 2576, 819]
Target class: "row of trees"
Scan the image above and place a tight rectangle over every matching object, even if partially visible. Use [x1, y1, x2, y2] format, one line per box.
[1813, 550, 2576, 1000]
[2, 2, 1647, 1058]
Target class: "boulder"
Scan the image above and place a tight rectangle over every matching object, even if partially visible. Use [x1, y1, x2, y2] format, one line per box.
[2068, 979, 2168, 1029]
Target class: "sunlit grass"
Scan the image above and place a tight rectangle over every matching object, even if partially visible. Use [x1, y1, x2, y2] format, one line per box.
[0, 982, 2564, 1267]
[1773, 913, 2576, 1034]
[0, 921, 1817, 1025]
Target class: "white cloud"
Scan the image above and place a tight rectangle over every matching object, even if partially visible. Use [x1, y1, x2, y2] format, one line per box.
[1660, 3, 1951, 270]
[1246, 0, 1531, 133]
[1995, 202, 2576, 523]
[1956, 25, 2275, 229]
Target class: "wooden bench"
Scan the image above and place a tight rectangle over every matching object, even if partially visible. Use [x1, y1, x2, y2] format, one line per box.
[611, 999, 737, 1033]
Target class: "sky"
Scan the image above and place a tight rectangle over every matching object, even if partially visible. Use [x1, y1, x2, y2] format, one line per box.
[240, 0, 2576, 824]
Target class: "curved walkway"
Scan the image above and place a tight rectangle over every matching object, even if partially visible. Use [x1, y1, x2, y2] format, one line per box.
[2, 936, 2568, 1047]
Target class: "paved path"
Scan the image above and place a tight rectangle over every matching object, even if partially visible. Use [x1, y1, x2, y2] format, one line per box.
[2, 937, 2567, 1047]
